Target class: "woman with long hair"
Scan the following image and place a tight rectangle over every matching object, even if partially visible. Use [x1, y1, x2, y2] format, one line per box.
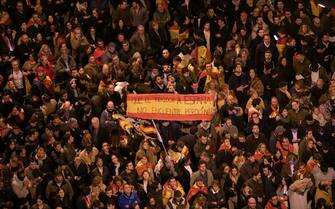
[224, 166, 244, 209]
[249, 68, 264, 97]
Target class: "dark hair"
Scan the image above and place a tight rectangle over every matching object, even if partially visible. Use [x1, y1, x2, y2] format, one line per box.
[316, 198, 328, 209]
[320, 162, 329, 173]
[198, 160, 206, 166]
[252, 98, 261, 107]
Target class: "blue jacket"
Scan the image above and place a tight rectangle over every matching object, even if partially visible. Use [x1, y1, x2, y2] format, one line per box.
[118, 192, 141, 209]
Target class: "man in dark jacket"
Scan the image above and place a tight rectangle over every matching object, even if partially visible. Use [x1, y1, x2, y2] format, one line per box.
[45, 172, 74, 201]
[246, 124, 267, 154]
[255, 34, 278, 73]
[228, 62, 249, 107]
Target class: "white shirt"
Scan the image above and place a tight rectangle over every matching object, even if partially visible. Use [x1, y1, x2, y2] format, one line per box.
[311, 70, 319, 85]
[204, 30, 211, 52]
[184, 165, 193, 176]
[291, 129, 298, 143]
[12, 70, 24, 89]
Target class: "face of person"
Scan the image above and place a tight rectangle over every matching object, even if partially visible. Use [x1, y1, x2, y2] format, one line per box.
[56, 175, 63, 183]
[218, 19, 225, 27]
[102, 143, 109, 152]
[241, 12, 247, 21]
[265, 52, 272, 61]
[96, 158, 103, 167]
[37, 148, 45, 158]
[169, 178, 177, 187]
[258, 29, 264, 37]
[282, 138, 289, 147]
[248, 197, 257, 209]
[322, 35, 329, 43]
[122, 42, 129, 51]
[74, 28, 81, 38]
[231, 168, 238, 176]
[249, 69, 256, 78]
[204, 22, 210, 31]
[207, 9, 215, 17]
[58, 189, 65, 198]
[12, 61, 20, 71]
[124, 184, 132, 194]
[271, 98, 278, 106]
[138, 25, 145, 34]
[199, 163, 206, 172]
[111, 155, 119, 164]
[107, 84, 115, 94]
[291, 101, 299, 111]
[252, 125, 259, 134]
[107, 101, 114, 111]
[307, 140, 314, 149]
[142, 171, 150, 180]
[162, 49, 169, 58]
[91, 118, 99, 128]
[206, 64, 212, 71]
[298, 165, 306, 173]
[163, 65, 171, 73]
[97, 41, 104, 49]
[126, 162, 134, 171]
[263, 167, 269, 176]
[271, 196, 278, 205]
[155, 76, 163, 85]
[264, 35, 271, 45]
[234, 65, 242, 76]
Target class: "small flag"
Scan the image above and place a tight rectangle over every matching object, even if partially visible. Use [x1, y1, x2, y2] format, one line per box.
[152, 120, 163, 144]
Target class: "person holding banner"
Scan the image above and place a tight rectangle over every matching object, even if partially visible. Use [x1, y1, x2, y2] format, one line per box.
[100, 101, 121, 148]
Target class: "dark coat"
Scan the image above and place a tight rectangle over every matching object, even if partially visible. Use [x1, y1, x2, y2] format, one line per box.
[149, 28, 167, 55]
[207, 187, 226, 209]
[90, 166, 110, 185]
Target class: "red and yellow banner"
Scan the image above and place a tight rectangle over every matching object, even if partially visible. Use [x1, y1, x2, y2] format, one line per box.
[127, 94, 215, 121]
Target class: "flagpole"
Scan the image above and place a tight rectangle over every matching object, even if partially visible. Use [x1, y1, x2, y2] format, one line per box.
[151, 120, 168, 155]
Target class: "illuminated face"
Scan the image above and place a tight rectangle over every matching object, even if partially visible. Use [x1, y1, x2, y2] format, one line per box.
[107, 101, 114, 111]
[264, 35, 271, 45]
[234, 65, 242, 76]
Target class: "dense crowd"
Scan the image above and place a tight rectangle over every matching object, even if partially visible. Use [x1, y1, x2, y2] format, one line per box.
[1, 0, 335, 209]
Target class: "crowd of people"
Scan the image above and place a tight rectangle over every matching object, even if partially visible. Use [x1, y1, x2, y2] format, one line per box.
[1, 0, 335, 209]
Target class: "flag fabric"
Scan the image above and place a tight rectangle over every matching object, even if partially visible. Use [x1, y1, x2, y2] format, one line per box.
[152, 120, 163, 144]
